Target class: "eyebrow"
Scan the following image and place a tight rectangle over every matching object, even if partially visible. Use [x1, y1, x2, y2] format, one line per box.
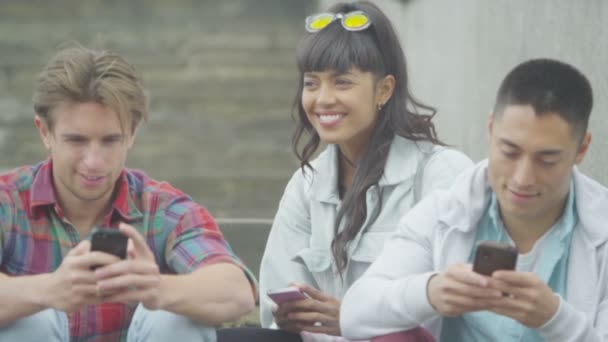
[499, 138, 563, 156]
[61, 133, 124, 140]
[303, 71, 354, 78]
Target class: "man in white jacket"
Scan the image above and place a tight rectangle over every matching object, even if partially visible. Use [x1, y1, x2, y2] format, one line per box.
[341, 58, 608, 341]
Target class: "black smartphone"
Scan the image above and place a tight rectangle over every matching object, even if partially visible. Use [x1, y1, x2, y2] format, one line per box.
[90, 228, 128, 269]
[472, 240, 518, 276]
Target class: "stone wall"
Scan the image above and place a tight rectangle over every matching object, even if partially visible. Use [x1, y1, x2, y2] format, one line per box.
[320, 0, 608, 184]
[0, 0, 314, 222]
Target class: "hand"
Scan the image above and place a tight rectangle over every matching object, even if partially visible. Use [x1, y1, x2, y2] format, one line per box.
[94, 223, 162, 309]
[486, 270, 559, 327]
[274, 284, 342, 336]
[427, 263, 503, 316]
[46, 240, 122, 312]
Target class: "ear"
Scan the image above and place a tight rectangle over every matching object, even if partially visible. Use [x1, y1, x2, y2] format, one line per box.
[34, 116, 52, 150]
[375, 74, 396, 108]
[487, 112, 495, 143]
[574, 132, 591, 164]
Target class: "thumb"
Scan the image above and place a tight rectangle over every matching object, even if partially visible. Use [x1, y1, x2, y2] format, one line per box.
[68, 240, 91, 256]
[299, 284, 329, 301]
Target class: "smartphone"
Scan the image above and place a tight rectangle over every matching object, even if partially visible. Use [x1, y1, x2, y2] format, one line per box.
[90, 228, 128, 269]
[267, 287, 307, 305]
[472, 240, 518, 276]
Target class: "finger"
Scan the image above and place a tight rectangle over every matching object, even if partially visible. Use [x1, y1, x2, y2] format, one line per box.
[119, 223, 153, 258]
[67, 240, 91, 257]
[94, 259, 159, 279]
[445, 279, 503, 299]
[295, 323, 338, 336]
[298, 284, 330, 302]
[492, 270, 536, 286]
[288, 311, 336, 326]
[127, 239, 136, 259]
[71, 252, 123, 270]
[448, 264, 491, 287]
[103, 288, 155, 304]
[277, 297, 322, 315]
[487, 277, 530, 299]
[97, 273, 160, 292]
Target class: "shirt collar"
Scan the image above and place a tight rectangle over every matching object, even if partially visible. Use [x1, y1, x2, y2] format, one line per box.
[30, 159, 143, 222]
[310, 136, 425, 203]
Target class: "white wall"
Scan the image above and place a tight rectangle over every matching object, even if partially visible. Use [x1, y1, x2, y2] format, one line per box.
[318, 0, 608, 184]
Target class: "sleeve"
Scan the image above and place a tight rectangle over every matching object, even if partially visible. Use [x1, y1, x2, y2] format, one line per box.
[340, 193, 443, 340]
[419, 148, 473, 199]
[163, 196, 257, 287]
[258, 170, 318, 328]
[538, 292, 608, 341]
[0, 191, 14, 267]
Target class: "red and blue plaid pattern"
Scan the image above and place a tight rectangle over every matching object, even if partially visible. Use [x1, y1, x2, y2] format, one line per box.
[0, 159, 255, 341]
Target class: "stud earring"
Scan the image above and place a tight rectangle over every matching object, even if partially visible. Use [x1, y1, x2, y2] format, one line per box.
[377, 103, 384, 111]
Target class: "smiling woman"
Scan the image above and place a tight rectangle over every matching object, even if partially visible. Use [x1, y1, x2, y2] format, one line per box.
[217, 1, 472, 342]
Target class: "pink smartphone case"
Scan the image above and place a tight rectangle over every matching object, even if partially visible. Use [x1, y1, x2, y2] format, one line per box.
[267, 289, 307, 305]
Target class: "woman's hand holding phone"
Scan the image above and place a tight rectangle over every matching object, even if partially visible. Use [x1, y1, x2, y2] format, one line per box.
[272, 284, 342, 336]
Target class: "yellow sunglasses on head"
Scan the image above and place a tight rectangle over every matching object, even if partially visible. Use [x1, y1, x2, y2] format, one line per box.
[305, 11, 371, 33]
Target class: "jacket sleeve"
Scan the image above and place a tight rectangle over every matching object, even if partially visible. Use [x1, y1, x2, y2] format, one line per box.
[537, 289, 608, 340]
[258, 169, 318, 328]
[419, 148, 473, 199]
[340, 193, 443, 340]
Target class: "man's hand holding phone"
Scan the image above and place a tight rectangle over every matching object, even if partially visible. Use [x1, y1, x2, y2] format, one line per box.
[272, 284, 342, 336]
[485, 270, 559, 327]
[45, 239, 123, 312]
[427, 241, 517, 316]
[427, 263, 503, 316]
[93, 223, 162, 309]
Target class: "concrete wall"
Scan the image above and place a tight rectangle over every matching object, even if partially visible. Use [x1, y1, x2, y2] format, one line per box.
[320, 0, 608, 184]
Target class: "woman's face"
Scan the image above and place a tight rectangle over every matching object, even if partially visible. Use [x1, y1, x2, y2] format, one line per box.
[301, 67, 391, 157]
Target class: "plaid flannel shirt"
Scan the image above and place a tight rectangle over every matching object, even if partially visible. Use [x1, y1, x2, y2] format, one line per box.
[0, 159, 256, 341]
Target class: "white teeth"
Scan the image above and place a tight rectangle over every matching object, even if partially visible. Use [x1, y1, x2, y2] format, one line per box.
[318, 114, 343, 123]
[84, 175, 101, 181]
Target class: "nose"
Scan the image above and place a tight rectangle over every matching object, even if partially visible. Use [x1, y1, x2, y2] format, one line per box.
[82, 144, 105, 170]
[511, 158, 535, 188]
[316, 83, 336, 107]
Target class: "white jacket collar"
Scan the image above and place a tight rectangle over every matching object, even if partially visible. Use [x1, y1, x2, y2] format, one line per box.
[308, 136, 427, 204]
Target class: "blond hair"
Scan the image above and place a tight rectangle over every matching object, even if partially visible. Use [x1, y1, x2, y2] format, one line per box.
[33, 43, 148, 133]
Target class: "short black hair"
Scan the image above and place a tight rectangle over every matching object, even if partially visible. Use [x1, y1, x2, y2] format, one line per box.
[493, 59, 593, 140]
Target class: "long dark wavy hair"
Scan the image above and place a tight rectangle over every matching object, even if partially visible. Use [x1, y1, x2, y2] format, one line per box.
[292, 1, 443, 273]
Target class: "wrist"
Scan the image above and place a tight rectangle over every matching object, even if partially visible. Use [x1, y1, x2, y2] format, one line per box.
[156, 274, 176, 311]
[426, 273, 439, 312]
[37, 273, 56, 309]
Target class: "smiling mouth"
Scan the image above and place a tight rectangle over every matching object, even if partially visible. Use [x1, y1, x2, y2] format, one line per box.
[316, 112, 345, 125]
[81, 174, 104, 181]
[508, 189, 538, 198]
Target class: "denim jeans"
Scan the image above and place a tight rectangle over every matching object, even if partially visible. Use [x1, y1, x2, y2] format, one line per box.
[0, 304, 217, 342]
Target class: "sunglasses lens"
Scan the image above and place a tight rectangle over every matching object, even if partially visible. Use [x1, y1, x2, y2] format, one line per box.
[343, 13, 369, 30]
[307, 14, 335, 31]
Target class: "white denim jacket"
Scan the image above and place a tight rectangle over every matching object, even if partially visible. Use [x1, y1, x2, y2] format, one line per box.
[259, 136, 473, 332]
[341, 160, 608, 342]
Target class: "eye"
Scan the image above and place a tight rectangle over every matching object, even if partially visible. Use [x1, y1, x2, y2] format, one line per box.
[303, 78, 318, 89]
[102, 136, 122, 145]
[65, 137, 86, 145]
[539, 159, 558, 167]
[335, 77, 353, 87]
[501, 149, 518, 159]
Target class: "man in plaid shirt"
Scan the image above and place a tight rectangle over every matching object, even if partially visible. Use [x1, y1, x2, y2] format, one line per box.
[0, 44, 256, 341]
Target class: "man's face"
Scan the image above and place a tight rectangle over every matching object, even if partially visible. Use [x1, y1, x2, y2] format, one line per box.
[36, 101, 135, 208]
[487, 105, 590, 224]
